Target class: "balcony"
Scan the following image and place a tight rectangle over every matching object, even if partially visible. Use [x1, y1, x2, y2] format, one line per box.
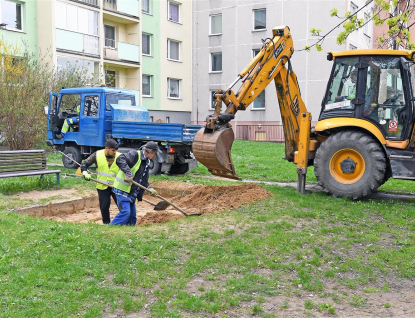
[56, 29, 99, 56]
[103, 0, 139, 18]
[104, 41, 139, 64]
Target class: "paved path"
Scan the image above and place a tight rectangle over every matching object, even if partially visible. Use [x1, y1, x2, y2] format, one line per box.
[189, 174, 415, 201]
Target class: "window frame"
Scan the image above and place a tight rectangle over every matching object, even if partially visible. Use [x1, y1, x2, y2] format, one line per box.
[209, 14, 222, 36]
[142, 0, 150, 14]
[364, 13, 371, 36]
[351, 2, 358, 14]
[1, 0, 23, 31]
[168, 0, 180, 23]
[253, 48, 261, 58]
[210, 90, 218, 110]
[253, 8, 266, 31]
[167, 39, 181, 61]
[142, 33, 152, 56]
[252, 90, 266, 110]
[167, 77, 180, 99]
[142, 74, 152, 97]
[210, 52, 223, 73]
[105, 70, 116, 88]
[104, 24, 116, 49]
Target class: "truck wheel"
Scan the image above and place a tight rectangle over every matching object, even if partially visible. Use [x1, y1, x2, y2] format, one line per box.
[149, 157, 161, 175]
[62, 146, 81, 169]
[170, 163, 189, 175]
[314, 130, 386, 200]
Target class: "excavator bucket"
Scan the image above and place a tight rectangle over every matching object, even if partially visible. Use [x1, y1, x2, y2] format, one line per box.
[192, 127, 240, 180]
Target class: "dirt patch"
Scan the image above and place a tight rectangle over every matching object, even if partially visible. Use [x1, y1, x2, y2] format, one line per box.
[13, 182, 271, 226]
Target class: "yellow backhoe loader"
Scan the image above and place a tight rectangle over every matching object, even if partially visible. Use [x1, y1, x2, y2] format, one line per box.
[193, 26, 415, 199]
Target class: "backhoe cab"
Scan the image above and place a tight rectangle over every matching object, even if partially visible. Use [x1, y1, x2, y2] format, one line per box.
[193, 25, 415, 200]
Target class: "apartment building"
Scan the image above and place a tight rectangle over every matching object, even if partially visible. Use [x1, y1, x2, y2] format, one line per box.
[0, 0, 192, 124]
[141, 0, 193, 123]
[0, 0, 38, 54]
[192, 0, 374, 141]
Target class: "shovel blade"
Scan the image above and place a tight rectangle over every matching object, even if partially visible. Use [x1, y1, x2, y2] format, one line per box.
[154, 201, 170, 211]
[193, 127, 240, 180]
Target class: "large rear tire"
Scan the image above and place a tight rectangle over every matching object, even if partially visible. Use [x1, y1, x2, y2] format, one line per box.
[149, 157, 161, 175]
[62, 146, 82, 169]
[314, 130, 386, 200]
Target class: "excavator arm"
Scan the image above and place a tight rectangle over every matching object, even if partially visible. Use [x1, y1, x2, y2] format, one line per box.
[193, 26, 313, 191]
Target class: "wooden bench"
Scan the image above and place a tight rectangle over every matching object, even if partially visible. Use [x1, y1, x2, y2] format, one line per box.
[0, 150, 61, 185]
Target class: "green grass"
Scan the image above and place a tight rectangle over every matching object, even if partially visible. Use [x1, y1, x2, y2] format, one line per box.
[1, 140, 415, 317]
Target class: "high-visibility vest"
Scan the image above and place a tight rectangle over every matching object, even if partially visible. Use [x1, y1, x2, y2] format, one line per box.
[113, 151, 141, 193]
[95, 150, 120, 190]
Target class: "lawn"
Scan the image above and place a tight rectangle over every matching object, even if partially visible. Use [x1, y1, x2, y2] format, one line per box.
[1, 140, 415, 317]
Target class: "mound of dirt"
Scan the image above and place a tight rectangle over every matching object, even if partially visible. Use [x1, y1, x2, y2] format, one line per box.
[171, 183, 270, 216]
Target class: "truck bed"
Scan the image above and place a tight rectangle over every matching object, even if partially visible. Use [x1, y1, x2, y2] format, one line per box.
[112, 121, 202, 143]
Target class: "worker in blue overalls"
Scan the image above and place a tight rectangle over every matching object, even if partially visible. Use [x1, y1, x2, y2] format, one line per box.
[111, 141, 159, 226]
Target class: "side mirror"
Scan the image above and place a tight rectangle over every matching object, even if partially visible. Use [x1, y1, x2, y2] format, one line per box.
[44, 106, 48, 115]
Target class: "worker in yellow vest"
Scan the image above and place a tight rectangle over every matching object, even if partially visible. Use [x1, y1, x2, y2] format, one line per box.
[111, 141, 159, 226]
[81, 139, 120, 224]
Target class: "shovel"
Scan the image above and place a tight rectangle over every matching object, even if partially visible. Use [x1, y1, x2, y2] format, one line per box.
[131, 180, 201, 216]
[89, 177, 170, 211]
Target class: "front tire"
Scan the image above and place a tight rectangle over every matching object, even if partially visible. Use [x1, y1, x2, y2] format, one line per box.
[62, 146, 82, 169]
[314, 130, 386, 200]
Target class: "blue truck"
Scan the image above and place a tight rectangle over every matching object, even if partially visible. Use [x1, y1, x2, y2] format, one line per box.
[46, 86, 202, 175]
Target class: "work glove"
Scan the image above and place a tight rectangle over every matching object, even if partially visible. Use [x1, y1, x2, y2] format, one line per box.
[124, 176, 133, 184]
[148, 187, 158, 197]
[82, 171, 91, 181]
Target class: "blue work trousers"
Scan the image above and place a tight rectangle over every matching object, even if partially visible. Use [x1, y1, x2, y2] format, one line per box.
[110, 194, 137, 226]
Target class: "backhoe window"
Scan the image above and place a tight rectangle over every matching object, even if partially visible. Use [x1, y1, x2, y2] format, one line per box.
[361, 56, 406, 139]
[324, 57, 359, 111]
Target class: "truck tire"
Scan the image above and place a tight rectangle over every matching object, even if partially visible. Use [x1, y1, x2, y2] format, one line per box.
[314, 130, 386, 200]
[149, 157, 161, 175]
[62, 146, 82, 169]
[170, 163, 189, 175]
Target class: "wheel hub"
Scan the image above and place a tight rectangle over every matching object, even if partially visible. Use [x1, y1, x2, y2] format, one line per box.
[340, 157, 356, 174]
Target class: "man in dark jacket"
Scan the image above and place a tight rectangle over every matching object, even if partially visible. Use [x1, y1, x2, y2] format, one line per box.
[110, 141, 159, 226]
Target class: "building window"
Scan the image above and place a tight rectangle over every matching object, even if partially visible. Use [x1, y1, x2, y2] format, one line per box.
[104, 25, 116, 48]
[142, 33, 151, 55]
[253, 90, 265, 109]
[1, 0, 22, 31]
[349, 44, 357, 50]
[210, 14, 222, 35]
[351, 2, 358, 14]
[105, 70, 116, 87]
[210, 90, 218, 109]
[168, 1, 180, 22]
[55, 1, 98, 36]
[142, 0, 150, 14]
[253, 9, 266, 30]
[364, 13, 370, 36]
[167, 39, 180, 61]
[166, 117, 170, 123]
[167, 78, 180, 98]
[211, 52, 222, 72]
[142, 75, 152, 97]
[253, 48, 261, 58]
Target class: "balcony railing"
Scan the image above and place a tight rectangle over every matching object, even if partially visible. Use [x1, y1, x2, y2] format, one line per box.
[103, 0, 139, 17]
[103, 0, 116, 11]
[56, 29, 99, 56]
[72, 0, 98, 6]
[104, 41, 139, 63]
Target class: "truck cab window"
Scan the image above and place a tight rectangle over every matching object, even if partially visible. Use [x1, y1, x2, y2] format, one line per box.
[324, 57, 359, 111]
[59, 94, 81, 116]
[84, 96, 99, 117]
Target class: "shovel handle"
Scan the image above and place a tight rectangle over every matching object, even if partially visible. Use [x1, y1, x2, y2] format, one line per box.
[131, 180, 190, 216]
